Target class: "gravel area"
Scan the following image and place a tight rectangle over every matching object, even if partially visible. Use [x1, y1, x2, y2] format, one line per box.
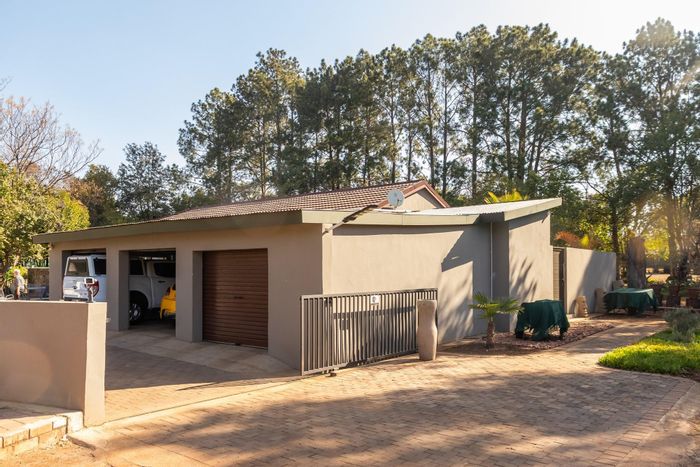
[443, 319, 615, 355]
[494, 319, 615, 349]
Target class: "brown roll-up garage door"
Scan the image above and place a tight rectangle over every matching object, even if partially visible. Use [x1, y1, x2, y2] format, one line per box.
[203, 249, 268, 347]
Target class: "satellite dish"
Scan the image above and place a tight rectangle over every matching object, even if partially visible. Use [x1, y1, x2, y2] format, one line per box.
[387, 189, 405, 208]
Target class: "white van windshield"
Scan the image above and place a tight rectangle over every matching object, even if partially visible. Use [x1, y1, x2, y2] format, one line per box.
[66, 259, 88, 276]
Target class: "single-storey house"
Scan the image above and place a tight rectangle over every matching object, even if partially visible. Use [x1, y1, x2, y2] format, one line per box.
[35, 181, 611, 369]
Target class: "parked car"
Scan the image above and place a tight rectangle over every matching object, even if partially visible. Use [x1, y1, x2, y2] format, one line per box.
[160, 284, 176, 319]
[62, 254, 175, 322]
[128, 257, 175, 322]
[62, 254, 107, 302]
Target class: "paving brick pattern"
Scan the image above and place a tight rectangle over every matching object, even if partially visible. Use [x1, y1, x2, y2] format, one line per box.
[83, 320, 696, 466]
[104, 323, 297, 421]
[0, 403, 82, 460]
[105, 346, 297, 421]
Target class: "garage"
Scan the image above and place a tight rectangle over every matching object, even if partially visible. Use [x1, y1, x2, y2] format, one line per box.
[202, 249, 269, 347]
[37, 181, 571, 370]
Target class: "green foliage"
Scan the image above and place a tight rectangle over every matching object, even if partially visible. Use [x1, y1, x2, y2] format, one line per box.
[469, 292, 523, 319]
[664, 309, 700, 343]
[33, 18, 700, 283]
[116, 142, 181, 221]
[599, 329, 700, 375]
[0, 163, 89, 270]
[553, 231, 601, 250]
[483, 189, 527, 204]
[69, 164, 123, 226]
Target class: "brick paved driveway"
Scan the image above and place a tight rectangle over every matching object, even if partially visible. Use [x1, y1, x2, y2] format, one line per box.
[78, 319, 698, 466]
[105, 323, 297, 421]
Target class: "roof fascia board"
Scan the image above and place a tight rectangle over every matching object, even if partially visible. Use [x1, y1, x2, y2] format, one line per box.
[500, 198, 562, 222]
[301, 210, 478, 226]
[34, 211, 304, 244]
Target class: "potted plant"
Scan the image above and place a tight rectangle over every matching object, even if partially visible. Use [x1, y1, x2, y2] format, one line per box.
[470, 293, 523, 349]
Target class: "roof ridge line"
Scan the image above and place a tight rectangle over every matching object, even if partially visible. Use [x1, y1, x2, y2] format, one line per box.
[164, 180, 423, 219]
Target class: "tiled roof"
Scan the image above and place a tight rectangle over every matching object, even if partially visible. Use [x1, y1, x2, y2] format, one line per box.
[164, 181, 437, 221]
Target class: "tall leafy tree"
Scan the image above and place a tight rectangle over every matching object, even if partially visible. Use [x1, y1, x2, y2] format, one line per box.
[376, 45, 409, 183]
[620, 19, 700, 278]
[411, 35, 442, 188]
[0, 97, 101, 188]
[454, 25, 497, 199]
[0, 163, 88, 270]
[69, 164, 123, 226]
[116, 142, 177, 221]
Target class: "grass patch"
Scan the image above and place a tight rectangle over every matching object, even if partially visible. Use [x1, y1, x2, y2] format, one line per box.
[599, 330, 700, 376]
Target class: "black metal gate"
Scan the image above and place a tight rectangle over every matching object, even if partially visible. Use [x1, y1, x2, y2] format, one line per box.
[300, 288, 438, 375]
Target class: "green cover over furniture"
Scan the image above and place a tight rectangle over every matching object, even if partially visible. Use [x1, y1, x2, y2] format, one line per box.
[515, 299, 569, 341]
[604, 288, 658, 314]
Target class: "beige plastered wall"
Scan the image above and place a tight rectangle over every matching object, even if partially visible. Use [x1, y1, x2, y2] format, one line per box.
[48, 223, 324, 368]
[323, 224, 492, 342]
[492, 212, 553, 331]
[507, 212, 553, 301]
[0, 301, 106, 426]
[401, 189, 445, 210]
[563, 247, 617, 315]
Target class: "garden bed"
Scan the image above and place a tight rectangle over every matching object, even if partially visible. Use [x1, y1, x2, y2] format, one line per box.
[599, 330, 700, 381]
[443, 320, 615, 355]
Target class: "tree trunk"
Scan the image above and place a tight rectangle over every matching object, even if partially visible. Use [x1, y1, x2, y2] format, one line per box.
[610, 203, 621, 279]
[441, 83, 449, 197]
[389, 111, 397, 183]
[516, 93, 527, 182]
[627, 236, 646, 288]
[470, 109, 478, 199]
[665, 196, 680, 279]
[486, 318, 495, 349]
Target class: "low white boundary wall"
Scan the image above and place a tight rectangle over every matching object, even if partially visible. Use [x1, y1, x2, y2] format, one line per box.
[0, 301, 106, 426]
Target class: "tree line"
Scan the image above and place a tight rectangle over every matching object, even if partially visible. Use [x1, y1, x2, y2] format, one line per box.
[2, 18, 699, 281]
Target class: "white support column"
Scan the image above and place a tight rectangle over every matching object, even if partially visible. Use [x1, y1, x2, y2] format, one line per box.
[106, 248, 129, 331]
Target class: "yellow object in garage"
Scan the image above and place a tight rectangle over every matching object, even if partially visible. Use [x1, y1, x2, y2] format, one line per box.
[159, 284, 176, 319]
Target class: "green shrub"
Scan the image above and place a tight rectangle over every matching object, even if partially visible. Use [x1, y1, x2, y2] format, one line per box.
[599, 330, 700, 375]
[664, 308, 700, 342]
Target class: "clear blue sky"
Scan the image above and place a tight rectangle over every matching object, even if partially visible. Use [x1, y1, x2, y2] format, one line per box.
[2, 0, 698, 170]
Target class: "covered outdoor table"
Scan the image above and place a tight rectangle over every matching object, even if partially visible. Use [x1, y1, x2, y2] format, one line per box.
[604, 288, 658, 314]
[515, 299, 570, 341]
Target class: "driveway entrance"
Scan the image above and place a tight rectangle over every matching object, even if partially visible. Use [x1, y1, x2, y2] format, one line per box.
[105, 321, 297, 421]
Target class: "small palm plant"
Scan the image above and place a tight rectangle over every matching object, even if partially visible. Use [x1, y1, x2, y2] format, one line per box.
[470, 292, 523, 348]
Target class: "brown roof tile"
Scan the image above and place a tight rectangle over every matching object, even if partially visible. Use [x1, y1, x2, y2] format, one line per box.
[165, 181, 444, 221]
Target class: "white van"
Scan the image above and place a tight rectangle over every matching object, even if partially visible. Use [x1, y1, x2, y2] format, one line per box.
[62, 254, 108, 302]
[127, 257, 175, 321]
[62, 253, 175, 322]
